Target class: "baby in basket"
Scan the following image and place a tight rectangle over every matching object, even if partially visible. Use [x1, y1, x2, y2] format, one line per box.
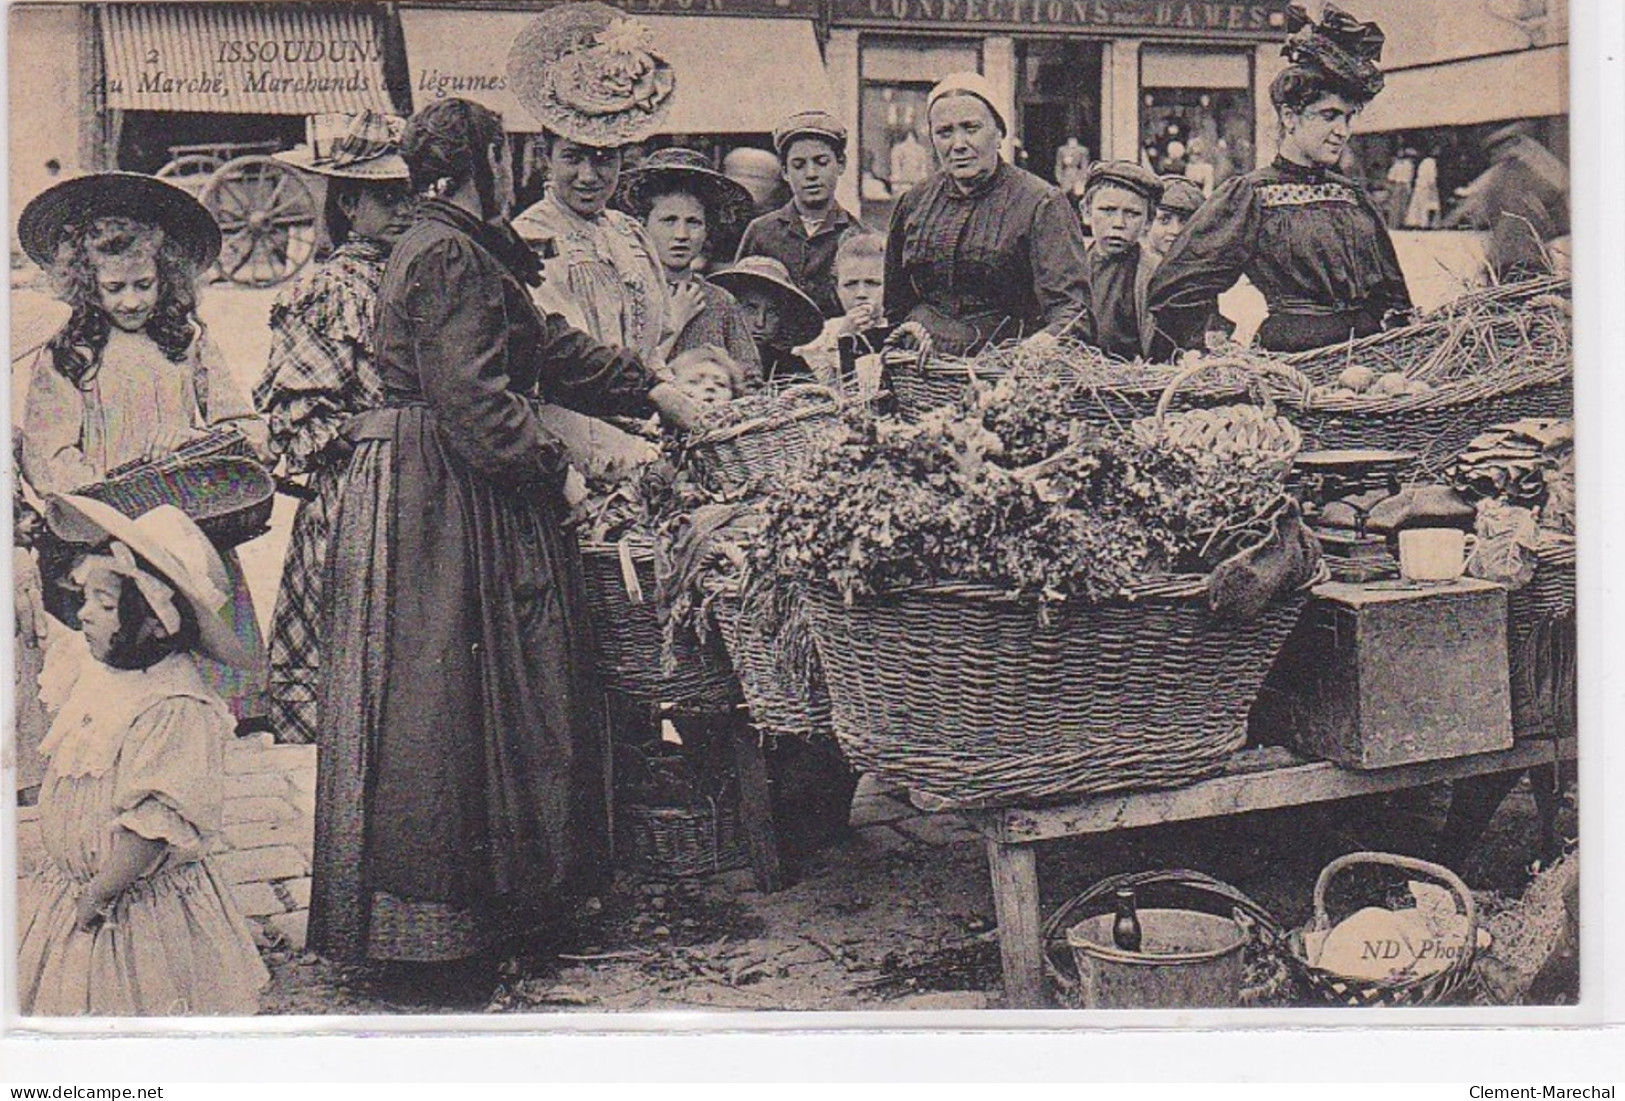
[669, 345, 751, 411]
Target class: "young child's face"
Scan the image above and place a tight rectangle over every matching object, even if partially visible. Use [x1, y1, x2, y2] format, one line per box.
[737, 289, 785, 346]
[646, 192, 708, 276]
[1086, 186, 1150, 255]
[95, 252, 160, 332]
[78, 566, 122, 663]
[1144, 207, 1188, 258]
[673, 359, 735, 408]
[836, 255, 884, 317]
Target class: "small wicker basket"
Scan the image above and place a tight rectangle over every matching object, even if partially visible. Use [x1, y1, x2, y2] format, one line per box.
[616, 799, 749, 878]
[1285, 852, 1480, 1007]
[687, 384, 857, 494]
[1271, 279, 1573, 476]
[66, 428, 275, 548]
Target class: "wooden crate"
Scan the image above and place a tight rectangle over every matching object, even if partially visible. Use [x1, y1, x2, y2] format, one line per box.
[1250, 578, 1512, 770]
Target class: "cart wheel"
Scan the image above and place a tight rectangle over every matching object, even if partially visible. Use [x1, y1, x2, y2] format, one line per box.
[155, 154, 225, 198]
[200, 155, 318, 288]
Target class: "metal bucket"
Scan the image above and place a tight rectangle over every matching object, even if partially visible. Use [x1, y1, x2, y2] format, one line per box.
[1066, 908, 1248, 1009]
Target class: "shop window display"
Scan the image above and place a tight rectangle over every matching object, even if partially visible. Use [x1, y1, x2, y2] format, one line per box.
[858, 38, 980, 228]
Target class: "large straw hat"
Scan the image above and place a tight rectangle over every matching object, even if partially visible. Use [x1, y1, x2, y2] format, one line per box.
[44, 496, 254, 669]
[274, 111, 410, 180]
[17, 172, 222, 270]
[709, 256, 824, 347]
[615, 147, 755, 230]
[506, 2, 675, 147]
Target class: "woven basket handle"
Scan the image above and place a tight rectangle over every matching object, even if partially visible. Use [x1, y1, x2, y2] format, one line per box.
[617, 536, 647, 605]
[1151, 358, 1280, 432]
[1310, 851, 1478, 945]
[772, 383, 841, 409]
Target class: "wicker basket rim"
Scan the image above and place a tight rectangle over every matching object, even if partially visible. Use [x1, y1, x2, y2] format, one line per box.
[1284, 358, 1571, 415]
[76, 455, 275, 513]
[1279, 276, 1571, 366]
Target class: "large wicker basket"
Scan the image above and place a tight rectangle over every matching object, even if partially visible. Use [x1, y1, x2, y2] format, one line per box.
[687, 384, 858, 494]
[713, 583, 834, 742]
[1271, 279, 1572, 476]
[1285, 852, 1479, 1007]
[579, 536, 743, 712]
[66, 428, 274, 548]
[888, 347, 1256, 428]
[803, 577, 1310, 808]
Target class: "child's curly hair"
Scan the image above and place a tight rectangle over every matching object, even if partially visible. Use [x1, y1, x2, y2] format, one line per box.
[45, 216, 201, 388]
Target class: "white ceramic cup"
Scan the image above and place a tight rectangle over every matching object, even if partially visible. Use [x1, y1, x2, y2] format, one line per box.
[1398, 528, 1467, 582]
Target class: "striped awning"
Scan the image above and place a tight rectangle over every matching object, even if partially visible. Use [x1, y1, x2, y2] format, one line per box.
[101, 4, 393, 115]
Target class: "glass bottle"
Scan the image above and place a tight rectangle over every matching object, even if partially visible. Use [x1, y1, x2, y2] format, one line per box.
[1112, 886, 1143, 953]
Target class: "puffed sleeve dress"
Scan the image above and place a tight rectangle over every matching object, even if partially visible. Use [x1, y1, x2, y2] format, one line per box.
[1147, 157, 1412, 354]
[16, 653, 270, 1015]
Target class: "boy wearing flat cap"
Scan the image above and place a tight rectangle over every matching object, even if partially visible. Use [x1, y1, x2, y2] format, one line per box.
[1080, 160, 1163, 361]
[735, 110, 870, 319]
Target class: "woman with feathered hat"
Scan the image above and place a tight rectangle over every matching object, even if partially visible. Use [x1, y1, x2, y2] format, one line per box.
[507, 2, 676, 368]
[1148, 3, 1413, 354]
[252, 111, 416, 747]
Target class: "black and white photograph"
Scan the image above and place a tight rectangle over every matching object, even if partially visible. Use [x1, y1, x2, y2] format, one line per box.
[2, 0, 1601, 1034]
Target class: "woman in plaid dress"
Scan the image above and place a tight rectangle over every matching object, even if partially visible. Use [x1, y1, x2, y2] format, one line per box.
[253, 113, 415, 745]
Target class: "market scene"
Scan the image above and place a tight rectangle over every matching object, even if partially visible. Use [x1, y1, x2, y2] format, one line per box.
[6, 0, 1577, 1017]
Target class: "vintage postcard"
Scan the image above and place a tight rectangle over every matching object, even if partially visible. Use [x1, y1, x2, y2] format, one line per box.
[3, 0, 1591, 1033]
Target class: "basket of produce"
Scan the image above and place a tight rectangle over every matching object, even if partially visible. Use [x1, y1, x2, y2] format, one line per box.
[757, 376, 1321, 807]
[579, 535, 743, 712]
[685, 384, 862, 494]
[614, 741, 748, 878]
[1286, 852, 1486, 1007]
[1042, 869, 1287, 1009]
[56, 428, 274, 549]
[1133, 360, 1303, 480]
[889, 339, 1259, 428]
[1267, 279, 1572, 475]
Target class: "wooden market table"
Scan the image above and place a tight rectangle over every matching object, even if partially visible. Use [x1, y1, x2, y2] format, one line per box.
[909, 735, 1579, 1009]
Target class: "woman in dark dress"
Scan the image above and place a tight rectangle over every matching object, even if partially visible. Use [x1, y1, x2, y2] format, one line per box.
[883, 72, 1093, 358]
[309, 98, 701, 995]
[1148, 4, 1412, 354]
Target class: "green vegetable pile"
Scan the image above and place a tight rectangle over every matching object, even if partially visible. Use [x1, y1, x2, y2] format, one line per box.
[754, 366, 1293, 607]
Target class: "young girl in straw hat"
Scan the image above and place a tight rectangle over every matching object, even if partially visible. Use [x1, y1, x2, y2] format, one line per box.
[16, 172, 271, 725]
[16, 497, 270, 1015]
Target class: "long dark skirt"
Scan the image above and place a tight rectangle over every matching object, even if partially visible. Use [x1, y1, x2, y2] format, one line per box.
[308, 408, 609, 964]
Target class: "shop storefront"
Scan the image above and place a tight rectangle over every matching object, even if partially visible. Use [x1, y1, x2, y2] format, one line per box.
[95, 2, 401, 174]
[822, 0, 1292, 225]
[1345, 0, 1568, 230]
